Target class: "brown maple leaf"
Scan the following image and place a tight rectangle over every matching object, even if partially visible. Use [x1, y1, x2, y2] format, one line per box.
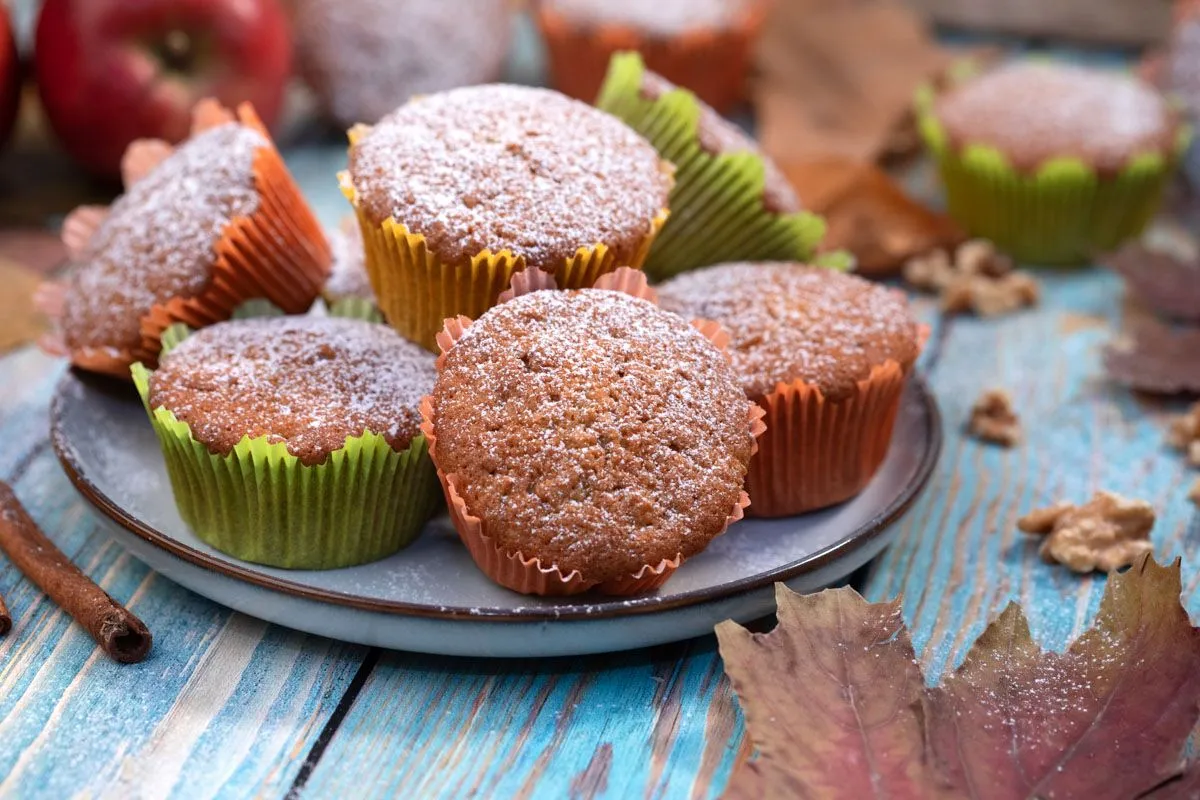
[716, 586, 950, 799]
[717, 557, 1200, 800]
[1104, 319, 1200, 395]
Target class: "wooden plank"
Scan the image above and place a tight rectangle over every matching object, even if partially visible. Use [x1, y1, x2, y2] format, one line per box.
[297, 641, 750, 799]
[864, 270, 1198, 683]
[0, 349, 367, 798]
[905, 0, 1172, 46]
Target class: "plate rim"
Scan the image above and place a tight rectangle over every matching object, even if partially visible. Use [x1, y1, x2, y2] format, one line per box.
[50, 368, 942, 623]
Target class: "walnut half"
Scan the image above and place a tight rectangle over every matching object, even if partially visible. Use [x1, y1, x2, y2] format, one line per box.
[1167, 401, 1200, 468]
[968, 389, 1020, 447]
[1017, 492, 1156, 573]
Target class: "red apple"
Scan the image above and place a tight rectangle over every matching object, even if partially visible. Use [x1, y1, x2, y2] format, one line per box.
[0, 2, 19, 150]
[34, 0, 292, 178]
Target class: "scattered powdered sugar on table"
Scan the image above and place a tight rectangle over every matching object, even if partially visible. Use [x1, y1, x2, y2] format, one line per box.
[544, 0, 753, 35]
[60, 123, 266, 352]
[935, 62, 1177, 174]
[323, 218, 375, 303]
[433, 289, 755, 582]
[639, 70, 799, 212]
[349, 85, 671, 269]
[657, 263, 920, 400]
[150, 317, 436, 466]
[292, 0, 512, 127]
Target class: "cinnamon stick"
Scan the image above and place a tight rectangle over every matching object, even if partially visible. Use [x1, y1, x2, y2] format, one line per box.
[0, 481, 151, 663]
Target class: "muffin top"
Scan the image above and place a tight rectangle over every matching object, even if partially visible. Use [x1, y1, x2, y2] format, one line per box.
[149, 316, 436, 466]
[639, 70, 799, 213]
[348, 84, 672, 268]
[61, 122, 267, 354]
[934, 63, 1179, 174]
[432, 290, 755, 582]
[323, 219, 376, 304]
[542, 0, 755, 34]
[657, 263, 920, 400]
[292, 0, 512, 127]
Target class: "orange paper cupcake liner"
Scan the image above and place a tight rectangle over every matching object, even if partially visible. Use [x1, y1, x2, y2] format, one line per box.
[421, 269, 764, 596]
[534, 1, 770, 112]
[341, 166, 668, 352]
[746, 360, 909, 518]
[44, 101, 331, 377]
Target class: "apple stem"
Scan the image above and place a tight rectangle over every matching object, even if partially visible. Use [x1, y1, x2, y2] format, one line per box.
[161, 30, 193, 73]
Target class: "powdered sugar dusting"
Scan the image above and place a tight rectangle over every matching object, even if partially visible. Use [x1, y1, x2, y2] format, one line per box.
[349, 85, 671, 269]
[545, 0, 753, 35]
[323, 218, 376, 303]
[60, 123, 267, 352]
[433, 289, 754, 582]
[292, 0, 511, 127]
[150, 317, 436, 466]
[936, 62, 1177, 173]
[657, 263, 920, 400]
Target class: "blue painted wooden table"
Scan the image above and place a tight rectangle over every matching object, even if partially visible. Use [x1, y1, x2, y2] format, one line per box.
[3, 35, 1199, 800]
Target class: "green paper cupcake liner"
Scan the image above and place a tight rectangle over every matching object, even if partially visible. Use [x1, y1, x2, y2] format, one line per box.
[596, 52, 830, 281]
[916, 80, 1191, 266]
[131, 342, 440, 571]
[327, 296, 384, 323]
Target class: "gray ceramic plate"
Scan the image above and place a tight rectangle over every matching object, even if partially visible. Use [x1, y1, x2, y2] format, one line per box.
[51, 368, 942, 657]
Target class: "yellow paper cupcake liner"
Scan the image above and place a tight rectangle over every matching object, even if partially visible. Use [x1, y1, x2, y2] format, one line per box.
[340, 152, 669, 351]
[916, 82, 1191, 265]
[596, 53, 830, 281]
[132, 319, 440, 570]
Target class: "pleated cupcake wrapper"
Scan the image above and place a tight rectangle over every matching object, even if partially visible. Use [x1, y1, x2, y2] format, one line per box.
[340, 163, 669, 352]
[421, 273, 765, 596]
[131, 361, 439, 570]
[536, 3, 769, 113]
[746, 361, 908, 518]
[915, 82, 1190, 266]
[595, 53, 829, 281]
[46, 104, 332, 379]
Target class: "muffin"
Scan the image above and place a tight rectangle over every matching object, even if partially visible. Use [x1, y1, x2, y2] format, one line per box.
[291, 0, 512, 128]
[917, 62, 1188, 265]
[422, 268, 763, 596]
[597, 55, 828, 280]
[536, 0, 769, 113]
[43, 101, 331, 378]
[340, 84, 673, 350]
[132, 315, 440, 569]
[322, 217, 380, 320]
[658, 263, 922, 517]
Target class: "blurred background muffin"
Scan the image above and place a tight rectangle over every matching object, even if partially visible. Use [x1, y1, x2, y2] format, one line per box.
[534, 0, 769, 112]
[290, 0, 514, 127]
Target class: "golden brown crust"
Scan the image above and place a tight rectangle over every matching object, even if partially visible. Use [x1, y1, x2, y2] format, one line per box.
[430, 290, 755, 582]
[149, 317, 436, 466]
[61, 123, 267, 354]
[348, 85, 672, 270]
[657, 263, 921, 401]
[934, 63, 1180, 175]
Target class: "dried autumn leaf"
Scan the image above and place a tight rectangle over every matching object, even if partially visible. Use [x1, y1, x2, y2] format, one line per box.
[716, 586, 948, 800]
[783, 158, 964, 277]
[1108, 244, 1200, 324]
[1104, 319, 1200, 394]
[717, 557, 1200, 800]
